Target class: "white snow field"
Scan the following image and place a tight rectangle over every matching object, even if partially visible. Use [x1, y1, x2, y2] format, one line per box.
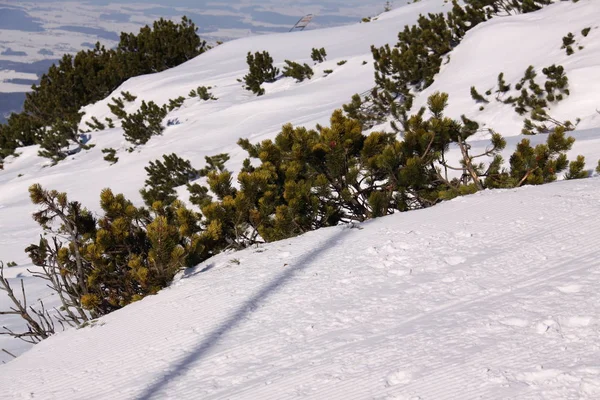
[0, 0, 600, 397]
[3, 178, 600, 399]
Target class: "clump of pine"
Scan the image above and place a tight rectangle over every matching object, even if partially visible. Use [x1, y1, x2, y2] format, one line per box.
[282, 60, 314, 82]
[102, 148, 118, 165]
[311, 47, 327, 63]
[470, 86, 489, 103]
[140, 153, 199, 206]
[561, 32, 575, 55]
[243, 51, 279, 96]
[189, 86, 217, 101]
[565, 155, 588, 180]
[122, 100, 168, 145]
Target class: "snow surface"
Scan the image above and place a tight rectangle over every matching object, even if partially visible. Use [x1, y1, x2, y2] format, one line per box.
[1, 0, 600, 397]
[3, 178, 600, 399]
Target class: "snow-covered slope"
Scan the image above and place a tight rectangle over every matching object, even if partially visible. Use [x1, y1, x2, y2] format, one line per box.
[1, 0, 600, 394]
[411, 0, 600, 135]
[3, 178, 600, 399]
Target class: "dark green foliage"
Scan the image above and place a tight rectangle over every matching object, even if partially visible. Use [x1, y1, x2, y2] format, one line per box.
[337, 60, 347, 66]
[167, 96, 186, 112]
[198, 153, 230, 177]
[6, 261, 17, 267]
[311, 47, 327, 63]
[115, 16, 207, 76]
[562, 32, 575, 56]
[565, 155, 588, 180]
[85, 116, 106, 131]
[140, 153, 199, 207]
[243, 51, 279, 96]
[367, 1, 487, 130]
[37, 118, 82, 163]
[7, 90, 586, 339]
[102, 148, 118, 165]
[0, 17, 206, 159]
[105, 117, 115, 129]
[108, 96, 127, 120]
[189, 86, 217, 100]
[495, 64, 572, 135]
[495, 72, 511, 98]
[121, 91, 137, 102]
[282, 60, 314, 82]
[581, 27, 591, 37]
[470, 86, 489, 103]
[323, 69, 333, 75]
[121, 101, 168, 145]
[542, 64, 569, 102]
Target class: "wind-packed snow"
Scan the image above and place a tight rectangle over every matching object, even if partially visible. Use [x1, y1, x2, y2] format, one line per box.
[3, 178, 600, 399]
[1, 0, 600, 397]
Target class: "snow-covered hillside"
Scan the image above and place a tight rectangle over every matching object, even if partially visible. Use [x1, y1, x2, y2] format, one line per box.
[1, 0, 600, 397]
[3, 178, 600, 399]
[411, 0, 600, 134]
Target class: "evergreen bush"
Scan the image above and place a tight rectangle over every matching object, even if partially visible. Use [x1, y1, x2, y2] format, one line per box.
[243, 51, 279, 96]
[282, 60, 314, 82]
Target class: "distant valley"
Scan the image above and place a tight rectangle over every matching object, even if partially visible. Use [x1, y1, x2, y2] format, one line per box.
[0, 0, 390, 122]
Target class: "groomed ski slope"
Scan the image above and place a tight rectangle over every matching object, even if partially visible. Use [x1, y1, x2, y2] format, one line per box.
[2, 178, 600, 399]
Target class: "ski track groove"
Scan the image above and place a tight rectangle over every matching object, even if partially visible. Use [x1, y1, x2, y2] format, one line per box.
[196, 248, 600, 400]
[143, 191, 600, 399]
[3, 183, 600, 400]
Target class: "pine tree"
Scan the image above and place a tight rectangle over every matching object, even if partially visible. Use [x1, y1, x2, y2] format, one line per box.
[470, 86, 489, 103]
[140, 153, 199, 206]
[311, 47, 327, 63]
[37, 118, 82, 163]
[102, 148, 118, 164]
[122, 101, 168, 145]
[243, 51, 280, 96]
[565, 155, 588, 180]
[282, 60, 314, 82]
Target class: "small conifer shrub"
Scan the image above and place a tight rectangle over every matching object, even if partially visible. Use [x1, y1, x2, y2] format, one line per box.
[561, 33, 575, 56]
[102, 148, 118, 164]
[189, 86, 217, 100]
[85, 116, 106, 131]
[311, 47, 327, 63]
[470, 86, 489, 103]
[282, 60, 314, 82]
[140, 153, 199, 206]
[108, 96, 127, 120]
[121, 91, 137, 102]
[337, 60, 347, 66]
[243, 51, 280, 96]
[581, 27, 591, 37]
[122, 101, 168, 145]
[167, 96, 186, 112]
[565, 155, 588, 180]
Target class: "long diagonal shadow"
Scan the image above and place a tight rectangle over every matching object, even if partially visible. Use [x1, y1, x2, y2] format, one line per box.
[135, 227, 353, 400]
